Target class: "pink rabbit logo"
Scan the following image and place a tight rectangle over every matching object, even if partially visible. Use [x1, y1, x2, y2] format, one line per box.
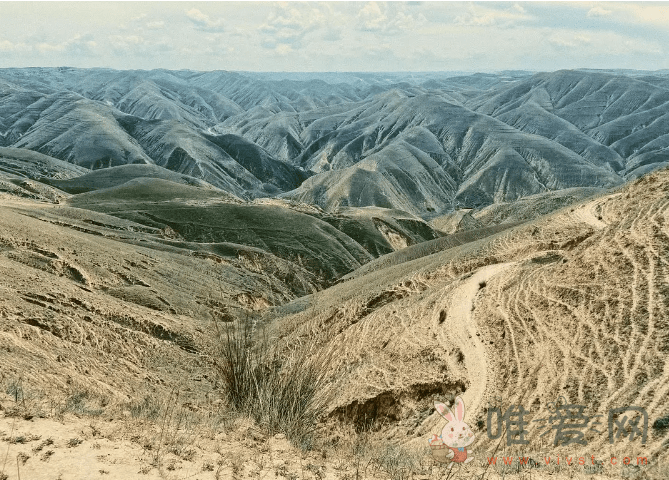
[428, 396, 475, 467]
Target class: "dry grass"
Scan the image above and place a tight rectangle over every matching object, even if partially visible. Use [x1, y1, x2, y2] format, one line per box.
[3, 170, 669, 478]
[0, 376, 106, 421]
[115, 387, 234, 475]
[211, 312, 332, 450]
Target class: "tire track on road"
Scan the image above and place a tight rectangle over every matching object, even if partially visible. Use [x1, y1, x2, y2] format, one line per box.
[433, 262, 516, 420]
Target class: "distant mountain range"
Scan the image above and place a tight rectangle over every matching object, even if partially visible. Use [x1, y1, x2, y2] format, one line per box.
[2, 67, 668, 215]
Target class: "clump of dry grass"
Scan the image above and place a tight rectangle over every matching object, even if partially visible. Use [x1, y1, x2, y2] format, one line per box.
[212, 314, 332, 450]
[127, 394, 162, 421]
[328, 426, 433, 480]
[2, 377, 48, 420]
[121, 386, 224, 472]
[1, 375, 108, 421]
[59, 390, 104, 417]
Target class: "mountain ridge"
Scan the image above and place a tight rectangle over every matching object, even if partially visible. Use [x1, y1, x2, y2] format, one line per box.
[2, 67, 669, 215]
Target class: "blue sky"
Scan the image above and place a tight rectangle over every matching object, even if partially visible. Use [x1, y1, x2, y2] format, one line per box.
[0, 1, 667, 72]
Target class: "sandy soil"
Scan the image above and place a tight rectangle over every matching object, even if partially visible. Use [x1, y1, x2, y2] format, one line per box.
[3, 412, 650, 480]
[271, 167, 669, 475]
[2, 168, 669, 478]
[435, 262, 516, 423]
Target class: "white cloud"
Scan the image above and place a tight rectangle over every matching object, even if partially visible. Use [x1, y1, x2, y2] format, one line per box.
[616, 37, 662, 56]
[0, 2, 668, 72]
[587, 6, 612, 18]
[454, 12, 494, 27]
[36, 34, 96, 55]
[393, 11, 427, 31]
[110, 34, 145, 50]
[547, 29, 661, 57]
[548, 34, 581, 49]
[548, 33, 592, 49]
[623, 4, 669, 26]
[358, 2, 388, 31]
[454, 4, 531, 28]
[259, 5, 327, 50]
[0, 39, 31, 52]
[36, 42, 64, 53]
[275, 44, 293, 56]
[356, 3, 426, 35]
[186, 8, 224, 32]
[581, 3, 669, 26]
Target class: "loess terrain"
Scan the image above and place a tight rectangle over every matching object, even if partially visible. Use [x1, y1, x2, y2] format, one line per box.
[268, 166, 669, 475]
[1, 68, 669, 479]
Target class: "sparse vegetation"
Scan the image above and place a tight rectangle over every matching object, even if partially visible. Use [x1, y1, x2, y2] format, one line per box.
[328, 427, 433, 480]
[1, 376, 108, 422]
[4, 434, 40, 445]
[212, 313, 332, 450]
[16, 452, 29, 465]
[66, 437, 82, 448]
[39, 449, 53, 462]
[31, 438, 53, 453]
[1, 377, 49, 420]
[124, 387, 212, 471]
[2, 67, 669, 480]
[59, 390, 104, 417]
[128, 394, 162, 421]
[652, 414, 669, 433]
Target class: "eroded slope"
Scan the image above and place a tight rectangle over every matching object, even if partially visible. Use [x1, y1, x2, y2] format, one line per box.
[270, 166, 669, 462]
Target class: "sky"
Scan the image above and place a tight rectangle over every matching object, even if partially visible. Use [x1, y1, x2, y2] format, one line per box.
[0, 1, 668, 72]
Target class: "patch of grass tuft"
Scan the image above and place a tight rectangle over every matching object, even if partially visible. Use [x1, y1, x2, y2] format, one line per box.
[66, 437, 83, 448]
[128, 395, 162, 421]
[213, 313, 331, 450]
[61, 391, 104, 416]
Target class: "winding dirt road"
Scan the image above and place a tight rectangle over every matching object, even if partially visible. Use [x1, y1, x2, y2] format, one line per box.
[570, 192, 621, 229]
[435, 262, 516, 420]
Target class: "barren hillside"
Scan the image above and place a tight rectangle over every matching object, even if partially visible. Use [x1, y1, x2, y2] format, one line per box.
[2, 67, 669, 479]
[5, 68, 669, 216]
[269, 165, 669, 470]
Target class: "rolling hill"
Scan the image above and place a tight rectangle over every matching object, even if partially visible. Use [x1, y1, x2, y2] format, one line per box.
[268, 164, 669, 464]
[280, 91, 622, 214]
[3, 67, 669, 217]
[468, 69, 669, 178]
[2, 67, 669, 479]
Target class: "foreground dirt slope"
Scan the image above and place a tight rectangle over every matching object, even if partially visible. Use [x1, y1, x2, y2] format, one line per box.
[0, 411, 343, 480]
[1, 167, 668, 478]
[272, 166, 669, 463]
[0, 194, 307, 403]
